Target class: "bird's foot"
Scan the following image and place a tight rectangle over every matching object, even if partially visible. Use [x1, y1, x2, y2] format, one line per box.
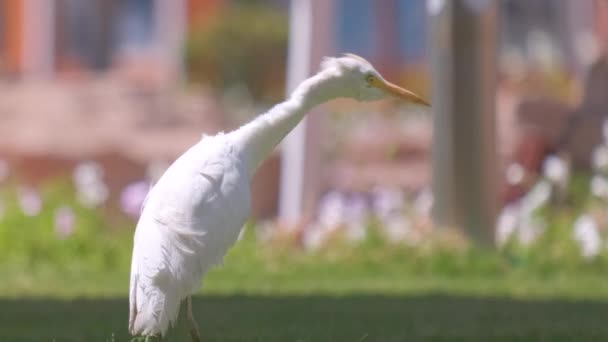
[189, 328, 201, 342]
[187, 296, 202, 342]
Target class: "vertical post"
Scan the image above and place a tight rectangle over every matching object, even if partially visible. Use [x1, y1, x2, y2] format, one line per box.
[561, 0, 594, 78]
[22, 0, 55, 79]
[154, 0, 186, 82]
[429, 0, 498, 243]
[279, 0, 333, 226]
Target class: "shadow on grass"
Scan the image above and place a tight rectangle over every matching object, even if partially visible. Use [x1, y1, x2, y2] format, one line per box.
[2, 294, 608, 341]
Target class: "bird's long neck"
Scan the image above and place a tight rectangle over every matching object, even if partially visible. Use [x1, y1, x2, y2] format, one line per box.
[232, 71, 335, 176]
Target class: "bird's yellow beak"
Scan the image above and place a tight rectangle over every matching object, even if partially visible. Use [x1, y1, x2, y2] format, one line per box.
[372, 78, 430, 107]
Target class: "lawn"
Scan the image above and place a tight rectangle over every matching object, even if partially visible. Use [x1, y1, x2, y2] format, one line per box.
[3, 295, 608, 341]
[3, 226, 608, 341]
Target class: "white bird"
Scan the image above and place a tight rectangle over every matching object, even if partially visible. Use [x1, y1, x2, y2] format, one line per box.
[128, 53, 429, 340]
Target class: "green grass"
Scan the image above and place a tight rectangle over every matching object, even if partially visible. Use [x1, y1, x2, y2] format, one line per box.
[3, 295, 608, 341]
[3, 177, 608, 340]
[3, 228, 608, 341]
[3, 224, 608, 300]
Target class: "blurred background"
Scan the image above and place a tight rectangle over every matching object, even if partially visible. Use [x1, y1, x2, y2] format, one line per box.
[2, 0, 608, 340]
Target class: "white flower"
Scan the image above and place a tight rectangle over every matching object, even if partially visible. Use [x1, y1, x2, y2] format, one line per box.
[73, 161, 104, 186]
[591, 175, 608, 200]
[18, 187, 42, 217]
[344, 194, 368, 223]
[302, 223, 327, 251]
[317, 191, 347, 231]
[592, 145, 608, 173]
[573, 214, 602, 259]
[521, 180, 551, 214]
[381, 214, 412, 244]
[317, 191, 369, 236]
[527, 30, 559, 71]
[542, 155, 569, 186]
[496, 199, 545, 247]
[413, 187, 433, 218]
[343, 194, 369, 242]
[505, 163, 525, 185]
[496, 203, 521, 246]
[54, 205, 75, 239]
[372, 187, 404, 219]
[517, 215, 545, 246]
[73, 161, 109, 208]
[77, 182, 109, 208]
[314, 192, 369, 244]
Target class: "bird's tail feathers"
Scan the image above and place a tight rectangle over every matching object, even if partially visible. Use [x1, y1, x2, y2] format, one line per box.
[129, 281, 182, 337]
[129, 256, 182, 338]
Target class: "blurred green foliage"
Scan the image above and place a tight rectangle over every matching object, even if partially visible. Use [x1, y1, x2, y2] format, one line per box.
[1, 174, 608, 299]
[0, 181, 133, 280]
[185, 5, 288, 105]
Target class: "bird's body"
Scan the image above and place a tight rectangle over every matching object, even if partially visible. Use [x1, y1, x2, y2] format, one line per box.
[128, 54, 429, 339]
[129, 134, 250, 335]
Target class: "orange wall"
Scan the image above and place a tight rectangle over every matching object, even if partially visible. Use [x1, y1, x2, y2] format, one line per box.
[0, 0, 224, 74]
[187, 0, 225, 29]
[2, 0, 23, 73]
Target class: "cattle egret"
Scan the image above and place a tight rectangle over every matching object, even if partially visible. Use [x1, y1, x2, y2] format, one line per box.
[128, 53, 429, 340]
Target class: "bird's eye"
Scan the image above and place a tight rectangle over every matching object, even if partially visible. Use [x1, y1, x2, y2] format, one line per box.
[365, 75, 375, 85]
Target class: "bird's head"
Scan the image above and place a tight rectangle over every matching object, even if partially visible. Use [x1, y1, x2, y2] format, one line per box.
[318, 53, 430, 106]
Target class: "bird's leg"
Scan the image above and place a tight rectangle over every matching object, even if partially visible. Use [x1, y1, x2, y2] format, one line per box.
[187, 296, 201, 342]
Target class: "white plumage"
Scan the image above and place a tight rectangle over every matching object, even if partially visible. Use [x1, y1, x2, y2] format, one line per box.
[128, 54, 428, 339]
[129, 134, 250, 336]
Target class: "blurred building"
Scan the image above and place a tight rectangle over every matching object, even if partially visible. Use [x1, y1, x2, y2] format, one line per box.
[335, 0, 427, 65]
[0, 0, 606, 221]
[0, 0, 224, 81]
[335, 0, 605, 78]
[500, 0, 598, 77]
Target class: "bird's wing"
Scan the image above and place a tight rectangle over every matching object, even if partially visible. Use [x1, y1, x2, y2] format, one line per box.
[129, 212, 176, 336]
[129, 137, 235, 336]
